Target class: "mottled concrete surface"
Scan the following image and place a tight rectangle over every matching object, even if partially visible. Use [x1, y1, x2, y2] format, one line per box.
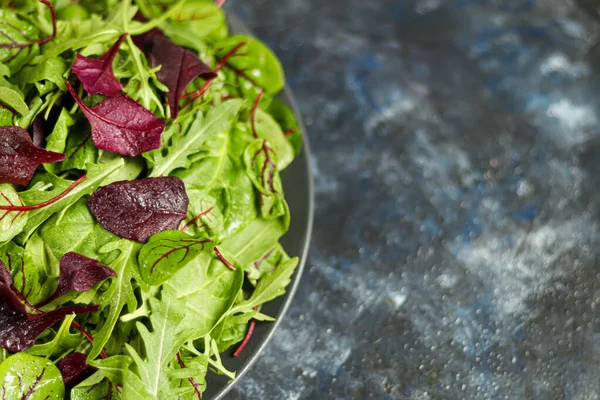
[225, 1, 600, 399]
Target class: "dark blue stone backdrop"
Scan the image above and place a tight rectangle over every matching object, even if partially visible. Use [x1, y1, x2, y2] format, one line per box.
[225, 0, 600, 399]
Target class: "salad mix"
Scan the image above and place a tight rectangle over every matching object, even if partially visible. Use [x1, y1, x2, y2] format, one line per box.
[0, 0, 302, 398]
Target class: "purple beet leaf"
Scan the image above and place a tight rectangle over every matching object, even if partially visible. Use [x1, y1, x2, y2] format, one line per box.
[148, 35, 216, 119]
[72, 33, 128, 97]
[87, 177, 189, 243]
[66, 82, 165, 156]
[0, 261, 99, 352]
[58, 352, 94, 388]
[39, 252, 116, 306]
[31, 115, 45, 147]
[131, 12, 164, 52]
[0, 126, 65, 186]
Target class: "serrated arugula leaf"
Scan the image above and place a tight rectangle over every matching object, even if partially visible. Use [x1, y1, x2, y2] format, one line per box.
[226, 257, 298, 317]
[147, 100, 242, 178]
[25, 314, 82, 359]
[16, 57, 68, 91]
[88, 239, 141, 360]
[125, 295, 193, 399]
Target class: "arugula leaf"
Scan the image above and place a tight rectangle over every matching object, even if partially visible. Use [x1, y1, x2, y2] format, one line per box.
[25, 314, 82, 359]
[147, 99, 242, 177]
[16, 57, 68, 91]
[88, 239, 141, 360]
[226, 257, 298, 318]
[124, 296, 191, 399]
[0, 353, 65, 399]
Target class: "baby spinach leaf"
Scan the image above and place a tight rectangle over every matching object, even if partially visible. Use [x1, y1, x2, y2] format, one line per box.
[160, 0, 228, 49]
[66, 82, 165, 156]
[253, 107, 294, 170]
[87, 177, 189, 243]
[215, 34, 284, 98]
[163, 255, 244, 340]
[0, 353, 65, 399]
[0, 126, 65, 186]
[266, 98, 303, 157]
[138, 230, 212, 286]
[72, 33, 127, 97]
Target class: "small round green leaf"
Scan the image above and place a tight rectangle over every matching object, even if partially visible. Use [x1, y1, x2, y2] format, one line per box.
[0, 353, 65, 399]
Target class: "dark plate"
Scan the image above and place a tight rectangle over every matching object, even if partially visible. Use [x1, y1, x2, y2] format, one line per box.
[203, 15, 314, 400]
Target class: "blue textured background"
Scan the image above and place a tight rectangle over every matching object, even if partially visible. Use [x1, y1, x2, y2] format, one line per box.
[225, 0, 600, 399]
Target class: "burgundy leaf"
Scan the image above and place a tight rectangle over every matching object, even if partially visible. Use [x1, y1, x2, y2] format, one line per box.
[0, 261, 98, 352]
[38, 252, 116, 306]
[0, 126, 65, 186]
[31, 114, 45, 147]
[66, 82, 165, 156]
[87, 177, 189, 243]
[148, 35, 216, 119]
[72, 33, 128, 97]
[58, 352, 94, 388]
[131, 12, 164, 53]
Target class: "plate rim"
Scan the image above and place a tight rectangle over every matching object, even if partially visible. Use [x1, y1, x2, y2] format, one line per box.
[210, 14, 315, 400]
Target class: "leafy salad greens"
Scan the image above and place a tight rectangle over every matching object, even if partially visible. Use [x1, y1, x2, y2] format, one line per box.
[0, 0, 303, 398]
